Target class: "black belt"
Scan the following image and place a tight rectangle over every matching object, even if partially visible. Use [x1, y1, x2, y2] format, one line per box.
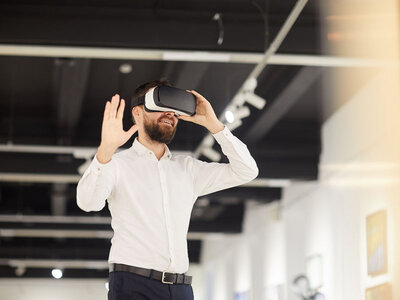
[109, 263, 192, 285]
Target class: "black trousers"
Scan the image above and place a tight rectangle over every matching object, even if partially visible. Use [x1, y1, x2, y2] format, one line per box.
[108, 271, 195, 300]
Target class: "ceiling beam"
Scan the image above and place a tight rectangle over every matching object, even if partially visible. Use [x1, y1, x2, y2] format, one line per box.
[0, 143, 191, 157]
[0, 214, 111, 224]
[0, 44, 380, 67]
[0, 258, 109, 269]
[0, 172, 291, 187]
[0, 229, 113, 239]
[0, 228, 238, 241]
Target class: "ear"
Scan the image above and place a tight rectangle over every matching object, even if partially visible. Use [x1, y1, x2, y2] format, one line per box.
[132, 106, 143, 122]
[131, 107, 137, 123]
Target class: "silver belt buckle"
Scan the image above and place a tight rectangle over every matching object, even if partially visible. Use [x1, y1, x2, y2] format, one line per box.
[161, 271, 174, 284]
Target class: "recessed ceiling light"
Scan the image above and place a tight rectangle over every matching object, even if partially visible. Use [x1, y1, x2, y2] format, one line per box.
[51, 268, 63, 279]
[119, 64, 132, 74]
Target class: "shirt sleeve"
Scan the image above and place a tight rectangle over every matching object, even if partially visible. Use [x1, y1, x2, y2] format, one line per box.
[191, 125, 259, 197]
[76, 153, 117, 212]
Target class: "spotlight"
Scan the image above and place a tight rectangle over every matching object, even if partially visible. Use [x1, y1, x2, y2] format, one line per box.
[51, 268, 63, 279]
[232, 92, 266, 110]
[225, 110, 235, 123]
[243, 92, 266, 110]
[224, 105, 250, 124]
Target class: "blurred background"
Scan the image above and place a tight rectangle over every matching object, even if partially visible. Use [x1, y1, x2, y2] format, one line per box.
[0, 0, 399, 299]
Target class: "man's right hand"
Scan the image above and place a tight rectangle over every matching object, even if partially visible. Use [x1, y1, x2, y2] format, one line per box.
[97, 94, 138, 164]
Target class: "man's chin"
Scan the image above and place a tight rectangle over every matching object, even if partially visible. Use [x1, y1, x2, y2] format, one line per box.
[144, 122, 176, 144]
[154, 130, 176, 144]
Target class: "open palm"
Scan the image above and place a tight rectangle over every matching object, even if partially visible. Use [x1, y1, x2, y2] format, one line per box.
[101, 94, 138, 151]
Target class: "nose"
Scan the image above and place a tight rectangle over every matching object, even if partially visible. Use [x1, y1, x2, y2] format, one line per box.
[164, 111, 177, 118]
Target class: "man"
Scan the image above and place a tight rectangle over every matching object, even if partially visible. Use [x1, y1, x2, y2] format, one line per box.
[76, 79, 259, 300]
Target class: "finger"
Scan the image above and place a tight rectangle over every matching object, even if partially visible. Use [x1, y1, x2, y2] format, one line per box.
[188, 90, 206, 104]
[117, 99, 125, 119]
[186, 90, 197, 98]
[177, 115, 191, 122]
[188, 90, 203, 98]
[103, 101, 111, 121]
[186, 90, 200, 104]
[113, 94, 121, 118]
[110, 94, 119, 119]
[108, 95, 116, 118]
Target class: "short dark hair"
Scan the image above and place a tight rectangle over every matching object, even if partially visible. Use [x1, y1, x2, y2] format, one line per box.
[130, 78, 172, 124]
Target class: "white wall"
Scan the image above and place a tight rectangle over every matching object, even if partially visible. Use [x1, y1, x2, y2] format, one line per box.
[188, 263, 206, 300]
[283, 68, 400, 299]
[200, 201, 286, 300]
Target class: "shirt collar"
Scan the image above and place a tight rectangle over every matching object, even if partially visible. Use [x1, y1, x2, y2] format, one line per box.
[131, 137, 172, 160]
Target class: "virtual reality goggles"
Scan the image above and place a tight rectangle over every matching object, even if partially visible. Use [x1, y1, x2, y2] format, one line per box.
[131, 85, 197, 117]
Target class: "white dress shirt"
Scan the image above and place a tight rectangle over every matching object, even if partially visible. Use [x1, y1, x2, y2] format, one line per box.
[76, 125, 258, 274]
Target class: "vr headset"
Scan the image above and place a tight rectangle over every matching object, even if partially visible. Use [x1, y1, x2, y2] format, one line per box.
[131, 85, 197, 117]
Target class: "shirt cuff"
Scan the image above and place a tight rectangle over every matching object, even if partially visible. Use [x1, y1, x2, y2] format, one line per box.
[211, 125, 234, 144]
[91, 153, 112, 174]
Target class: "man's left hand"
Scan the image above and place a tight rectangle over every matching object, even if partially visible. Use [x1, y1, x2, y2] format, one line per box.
[177, 90, 225, 134]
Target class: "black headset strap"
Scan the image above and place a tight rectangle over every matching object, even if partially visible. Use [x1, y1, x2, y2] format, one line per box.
[131, 96, 145, 108]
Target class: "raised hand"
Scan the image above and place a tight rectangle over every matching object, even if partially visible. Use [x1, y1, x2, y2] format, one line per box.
[97, 94, 138, 164]
[177, 90, 225, 134]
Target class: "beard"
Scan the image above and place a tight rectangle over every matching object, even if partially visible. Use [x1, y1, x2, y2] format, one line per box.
[143, 115, 177, 144]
